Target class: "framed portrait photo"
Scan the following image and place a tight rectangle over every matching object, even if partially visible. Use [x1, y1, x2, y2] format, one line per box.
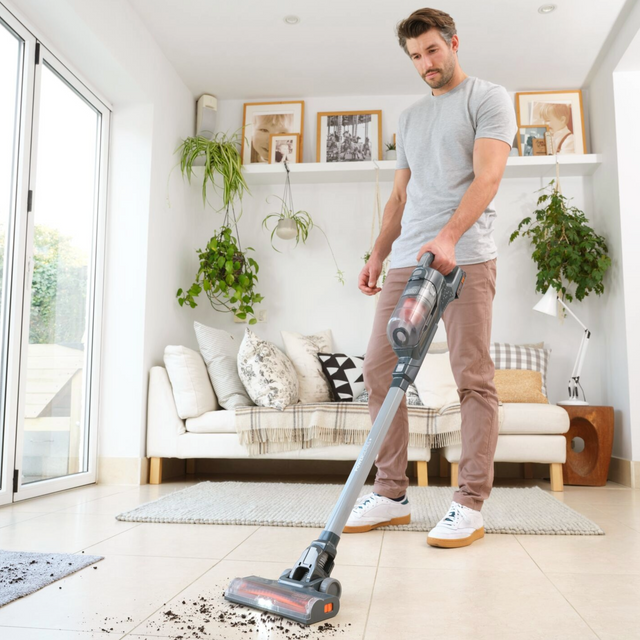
[517, 125, 550, 157]
[515, 90, 586, 155]
[317, 110, 382, 163]
[268, 133, 300, 164]
[241, 100, 304, 165]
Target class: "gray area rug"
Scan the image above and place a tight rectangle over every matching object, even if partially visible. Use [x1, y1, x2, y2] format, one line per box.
[116, 482, 604, 535]
[0, 549, 104, 607]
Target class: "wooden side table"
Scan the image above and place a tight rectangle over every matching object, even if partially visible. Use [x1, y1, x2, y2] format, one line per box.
[557, 404, 614, 486]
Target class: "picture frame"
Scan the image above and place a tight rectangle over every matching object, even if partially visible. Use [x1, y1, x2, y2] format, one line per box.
[241, 100, 304, 165]
[517, 125, 550, 157]
[514, 90, 586, 155]
[316, 110, 382, 163]
[268, 133, 300, 164]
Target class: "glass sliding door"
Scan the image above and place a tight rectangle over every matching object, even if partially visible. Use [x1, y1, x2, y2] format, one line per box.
[16, 52, 104, 489]
[0, 15, 25, 502]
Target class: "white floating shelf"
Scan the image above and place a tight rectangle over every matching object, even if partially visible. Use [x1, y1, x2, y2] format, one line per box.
[192, 154, 602, 186]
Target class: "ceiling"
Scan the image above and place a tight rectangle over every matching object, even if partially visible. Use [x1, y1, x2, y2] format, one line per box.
[128, 0, 630, 99]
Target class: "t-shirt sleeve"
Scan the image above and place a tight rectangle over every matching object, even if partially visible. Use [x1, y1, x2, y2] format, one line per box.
[475, 86, 518, 148]
[395, 113, 410, 169]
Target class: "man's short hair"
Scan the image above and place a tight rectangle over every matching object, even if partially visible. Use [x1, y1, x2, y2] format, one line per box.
[396, 8, 457, 56]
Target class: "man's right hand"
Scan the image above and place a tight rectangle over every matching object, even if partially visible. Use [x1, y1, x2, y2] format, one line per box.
[358, 256, 383, 296]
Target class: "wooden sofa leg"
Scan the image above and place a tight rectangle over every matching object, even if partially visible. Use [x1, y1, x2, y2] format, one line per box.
[550, 463, 564, 492]
[450, 462, 459, 488]
[186, 459, 196, 475]
[439, 454, 450, 478]
[523, 463, 534, 479]
[417, 461, 428, 487]
[149, 457, 163, 485]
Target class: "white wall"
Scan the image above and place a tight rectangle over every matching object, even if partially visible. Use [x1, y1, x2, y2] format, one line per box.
[585, 0, 640, 463]
[613, 55, 640, 461]
[198, 94, 605, 410]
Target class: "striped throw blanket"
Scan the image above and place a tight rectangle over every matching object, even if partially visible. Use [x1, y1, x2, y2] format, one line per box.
[235, 401, 503, 456]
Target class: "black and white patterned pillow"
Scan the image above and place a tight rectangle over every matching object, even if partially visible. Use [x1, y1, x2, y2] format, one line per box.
[317, 353, 365, 402]
[490, 342, 551, 397]
[355, 385, 423, 405]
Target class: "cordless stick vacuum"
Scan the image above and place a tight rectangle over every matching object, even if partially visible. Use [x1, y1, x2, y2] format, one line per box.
[225, 252, 465, 625]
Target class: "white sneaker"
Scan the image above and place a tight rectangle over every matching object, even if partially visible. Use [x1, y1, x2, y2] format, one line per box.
[343, 492, 411, 533]
[427, 500, 485, 548]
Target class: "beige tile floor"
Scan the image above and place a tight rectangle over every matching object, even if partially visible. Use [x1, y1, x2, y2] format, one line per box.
[0, 476, 638, 640]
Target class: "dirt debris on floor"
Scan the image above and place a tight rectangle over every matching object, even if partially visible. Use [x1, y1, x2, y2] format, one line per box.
[89, 578, 352, 639]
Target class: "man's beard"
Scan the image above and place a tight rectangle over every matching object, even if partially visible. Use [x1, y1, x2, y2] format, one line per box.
[423, 61, 454, 89]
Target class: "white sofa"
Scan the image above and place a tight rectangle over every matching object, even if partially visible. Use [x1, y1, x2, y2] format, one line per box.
[146, 363, 570, 490]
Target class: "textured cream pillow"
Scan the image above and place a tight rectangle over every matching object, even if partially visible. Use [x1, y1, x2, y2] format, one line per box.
[494, 369, 548, 403]
[281, 330, 333, 403]
[413, 351, 459, 409]
[163, 345, 218, 419]
[237, 329, 299, 411]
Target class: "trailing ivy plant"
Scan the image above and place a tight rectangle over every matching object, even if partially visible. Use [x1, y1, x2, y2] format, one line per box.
[509, 180, 611, 302]
[177, 221, 263, 325]
[175, 128, 249, 211]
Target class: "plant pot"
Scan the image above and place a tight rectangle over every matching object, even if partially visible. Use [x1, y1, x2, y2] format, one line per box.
[275, 218, 297, 240]
[385, 150, 397, 161]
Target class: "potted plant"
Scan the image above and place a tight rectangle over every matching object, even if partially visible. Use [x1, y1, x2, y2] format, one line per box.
[385, 142, 397, 161]
[262, 163, 345, 285]
[175, 128, 249, 211]
[177, 221, 263, 325]
[509, 180, 611, 303]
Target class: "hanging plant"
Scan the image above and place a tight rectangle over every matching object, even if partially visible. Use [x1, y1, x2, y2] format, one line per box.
[262, 162, 345, 285]
[177, 206, 263, 324]
[509, 179, 611, 303]
[175, 128, 249, 211]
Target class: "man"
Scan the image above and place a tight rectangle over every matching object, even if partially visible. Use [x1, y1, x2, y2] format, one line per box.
[348, 8, 517, 548]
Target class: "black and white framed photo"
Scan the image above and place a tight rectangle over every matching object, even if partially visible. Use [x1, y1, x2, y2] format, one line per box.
[316, 110, 382, 163]
[517, 125, 549, 156]
[268, 133, 300, 164]
[241, 100, 304, 164]
[515, 90, 586, 155]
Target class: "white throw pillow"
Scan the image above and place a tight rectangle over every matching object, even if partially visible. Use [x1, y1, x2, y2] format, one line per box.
[413, 351, 459, 409]
[281, 329, 333, 403]
[237, 328, 299, 411]
[163, 345, 218, 419]
[194, 321, 254, 409]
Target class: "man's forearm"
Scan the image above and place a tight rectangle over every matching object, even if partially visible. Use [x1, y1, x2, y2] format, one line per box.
[439, 176, 501, 244]
[371, 196, 405, 261]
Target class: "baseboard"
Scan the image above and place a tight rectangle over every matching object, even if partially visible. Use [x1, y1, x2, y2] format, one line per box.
[607, 456, 639, 488]
[97, 456, 152, 485]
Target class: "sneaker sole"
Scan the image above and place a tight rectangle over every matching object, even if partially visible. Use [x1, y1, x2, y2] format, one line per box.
[427, 526, 485, 548]
[343, 514, 411, 533]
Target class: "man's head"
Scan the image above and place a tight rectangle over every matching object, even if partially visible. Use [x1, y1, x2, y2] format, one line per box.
[397, 8, 459, 90]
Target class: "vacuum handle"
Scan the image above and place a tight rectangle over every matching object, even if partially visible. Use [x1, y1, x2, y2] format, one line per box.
[419, 252, 435, 268]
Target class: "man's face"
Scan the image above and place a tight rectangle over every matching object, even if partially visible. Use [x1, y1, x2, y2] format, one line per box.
[406, 30, 458, 90]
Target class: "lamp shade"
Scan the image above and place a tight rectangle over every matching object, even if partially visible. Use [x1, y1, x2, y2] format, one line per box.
[533, 286, 559, 317]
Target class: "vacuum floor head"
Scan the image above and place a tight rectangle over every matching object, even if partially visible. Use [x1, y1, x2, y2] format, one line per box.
[225, 576, 340, 625]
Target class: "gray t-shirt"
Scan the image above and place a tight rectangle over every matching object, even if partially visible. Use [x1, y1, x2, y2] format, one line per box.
[389, 76, 517, 269]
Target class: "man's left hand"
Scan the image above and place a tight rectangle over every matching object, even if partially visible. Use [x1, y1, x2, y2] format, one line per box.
[416, 235, 457, 275]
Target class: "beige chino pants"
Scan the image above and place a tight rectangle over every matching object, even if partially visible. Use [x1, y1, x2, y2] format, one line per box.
[362, 259, 499, 511]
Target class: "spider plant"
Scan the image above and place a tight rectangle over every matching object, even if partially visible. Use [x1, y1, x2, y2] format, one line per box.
[175, 127, 249, 211]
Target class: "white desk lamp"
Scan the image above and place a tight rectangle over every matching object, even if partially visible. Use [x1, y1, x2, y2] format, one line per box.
[534, 286, 590, 405]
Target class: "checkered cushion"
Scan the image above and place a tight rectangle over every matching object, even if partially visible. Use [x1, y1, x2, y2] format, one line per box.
[490, 342, 551, 396]
[317, 353, 365, 402]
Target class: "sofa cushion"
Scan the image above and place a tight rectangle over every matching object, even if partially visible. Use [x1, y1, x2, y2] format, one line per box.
[413, 351, 459, 409]
[237, 328, 299, 411]
[499, 403, 569, 435]
[490, 342, 551, 397]
[194, 321, 254, 410]
[494, 370, 548, 404]
[163, 346, 218, 419]
[281, 330, 333, 403]
[317, 353, 365, 402]
[186, 408, 236, 434]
